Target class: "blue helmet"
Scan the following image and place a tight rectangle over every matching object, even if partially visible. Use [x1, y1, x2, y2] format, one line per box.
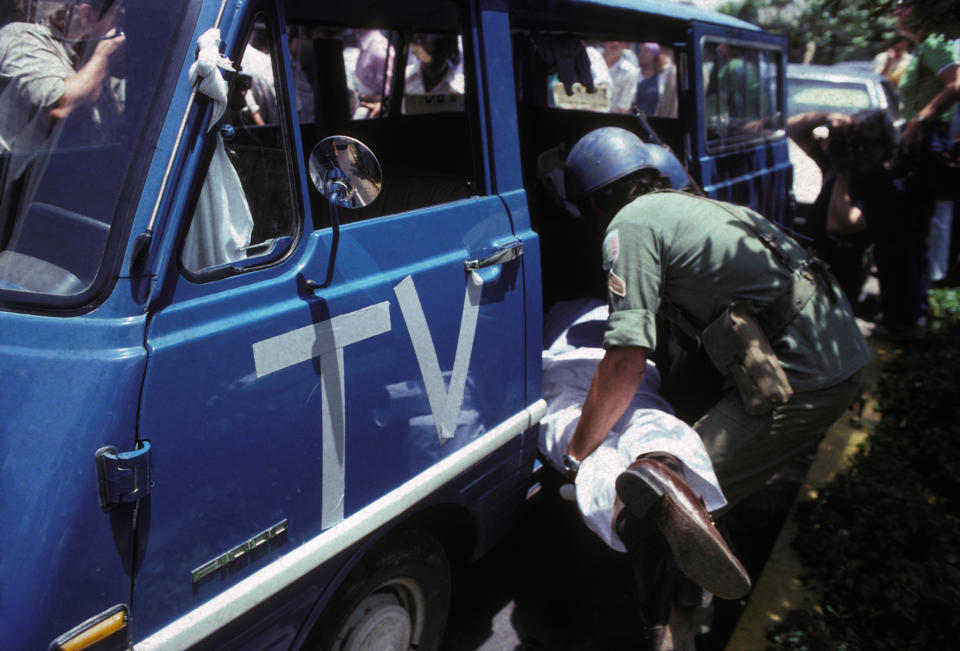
[564, 127, 659, 202]
[646, 144, 690, 191]
[564, 127, 691, 201]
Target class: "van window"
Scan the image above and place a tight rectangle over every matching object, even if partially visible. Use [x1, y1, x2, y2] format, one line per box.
[702, 39, 782, 152]
[181, 17, 298, 275]
[287, 26, 398, 122]
[0, 0, 193, 302]
[516, 35, 678, 118]
[289, 11, 479, 229]
[402, 33, 465, 115]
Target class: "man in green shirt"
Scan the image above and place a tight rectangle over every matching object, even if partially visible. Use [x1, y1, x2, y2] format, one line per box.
[895, 2, 960, 150]
[894, 0, 960, 290]
[561, 126, 869, 647]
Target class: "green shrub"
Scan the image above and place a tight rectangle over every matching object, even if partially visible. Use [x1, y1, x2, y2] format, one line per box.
[767, 298, 960, 651]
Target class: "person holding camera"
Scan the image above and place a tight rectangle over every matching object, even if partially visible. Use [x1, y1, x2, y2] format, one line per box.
[787, 110, 902, 316]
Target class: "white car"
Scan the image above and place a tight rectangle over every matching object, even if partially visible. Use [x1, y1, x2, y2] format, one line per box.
[787, 62, 902, 210]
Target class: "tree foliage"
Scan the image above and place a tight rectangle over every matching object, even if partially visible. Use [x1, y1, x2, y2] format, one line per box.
[718, 0, 960, 64]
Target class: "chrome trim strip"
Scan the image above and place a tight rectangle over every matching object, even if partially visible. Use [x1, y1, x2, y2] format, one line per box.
[136, 399, 547, 650]
[145, 0, 230, 233]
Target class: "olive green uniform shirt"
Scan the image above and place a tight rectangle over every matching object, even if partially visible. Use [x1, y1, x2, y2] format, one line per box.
[601, 191, 870, 392]
[898, 33, 960, 122]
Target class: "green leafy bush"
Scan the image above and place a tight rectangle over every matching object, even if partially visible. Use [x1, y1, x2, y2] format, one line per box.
[767, 293, 960, 650]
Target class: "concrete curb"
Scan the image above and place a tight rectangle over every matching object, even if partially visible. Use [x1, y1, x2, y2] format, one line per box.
[723, 335, 891, 650]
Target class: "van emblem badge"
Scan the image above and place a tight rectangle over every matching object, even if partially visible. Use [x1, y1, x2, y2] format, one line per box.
[191, 520, 289, 583]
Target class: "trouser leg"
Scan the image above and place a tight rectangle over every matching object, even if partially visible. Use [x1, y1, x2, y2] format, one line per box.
[618, 511, 698, 651]
[928, 200, 954, 282]
[694, 370, 863, 512]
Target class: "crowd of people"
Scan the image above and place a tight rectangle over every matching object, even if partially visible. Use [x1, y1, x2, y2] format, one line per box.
[792, 0, 960, 340]
[547, 39, 678, 118]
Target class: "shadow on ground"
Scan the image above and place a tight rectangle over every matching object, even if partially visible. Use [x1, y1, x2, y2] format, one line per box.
[441, 459, 809, 651]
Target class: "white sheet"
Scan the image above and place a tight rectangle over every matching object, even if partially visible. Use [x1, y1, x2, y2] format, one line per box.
[539, 298, 726, 552]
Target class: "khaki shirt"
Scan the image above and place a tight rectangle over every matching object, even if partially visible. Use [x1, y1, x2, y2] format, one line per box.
[601, 191, 870, 392]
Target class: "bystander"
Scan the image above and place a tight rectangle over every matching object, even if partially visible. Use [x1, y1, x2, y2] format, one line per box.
[894, 0, 960, 310]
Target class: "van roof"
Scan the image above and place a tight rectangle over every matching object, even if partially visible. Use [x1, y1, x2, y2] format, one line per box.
[509, 0, 761, 32]
[285, 0, 761, 34]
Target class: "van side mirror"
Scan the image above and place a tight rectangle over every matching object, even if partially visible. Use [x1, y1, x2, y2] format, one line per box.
[309, 136, 382, 209]
[308, 136, 382, 288]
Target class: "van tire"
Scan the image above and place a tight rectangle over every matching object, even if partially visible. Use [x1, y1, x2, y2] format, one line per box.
[306, 528, 451, 651]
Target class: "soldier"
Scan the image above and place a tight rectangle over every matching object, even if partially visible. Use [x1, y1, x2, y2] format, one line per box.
[562, 127, 869, 648]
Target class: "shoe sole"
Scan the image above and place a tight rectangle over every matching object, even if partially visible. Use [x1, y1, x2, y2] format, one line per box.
[616, 469, 751, 600]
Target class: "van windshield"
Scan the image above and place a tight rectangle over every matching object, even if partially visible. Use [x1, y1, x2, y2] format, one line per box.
[0, 0, 193, 303]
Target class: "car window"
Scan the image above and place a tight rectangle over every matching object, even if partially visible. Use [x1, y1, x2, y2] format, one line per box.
[786, 78, 871, 116]
[0, 0, 193, 302]
[402, 33, 465, 115]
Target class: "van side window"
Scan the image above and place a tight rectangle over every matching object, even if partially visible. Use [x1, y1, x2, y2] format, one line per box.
[513, 35, 678, 118]
[181, 18, 298, 275]
[290, 16, 479, 229]
[702, 40, 782, 151]
[402, 33, 465, 115]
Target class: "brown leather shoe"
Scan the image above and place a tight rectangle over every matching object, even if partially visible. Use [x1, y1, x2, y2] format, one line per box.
[615, 458, 751, 600]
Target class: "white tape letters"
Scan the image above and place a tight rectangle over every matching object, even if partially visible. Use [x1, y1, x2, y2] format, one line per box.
[393, 272, 482, 442]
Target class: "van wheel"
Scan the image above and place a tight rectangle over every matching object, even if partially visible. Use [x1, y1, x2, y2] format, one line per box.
[307, 529, 452, 651]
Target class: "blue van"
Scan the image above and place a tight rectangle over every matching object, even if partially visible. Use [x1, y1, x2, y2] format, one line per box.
[0, 1, 788, 648]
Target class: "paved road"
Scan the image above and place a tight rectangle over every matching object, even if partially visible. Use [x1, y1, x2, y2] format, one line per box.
[439, 467, 803, 651]
[440, 482, 648, 651]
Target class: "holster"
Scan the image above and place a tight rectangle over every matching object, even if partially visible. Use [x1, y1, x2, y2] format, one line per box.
[657, 206, 824, 416]
[702, 302, 793, 415]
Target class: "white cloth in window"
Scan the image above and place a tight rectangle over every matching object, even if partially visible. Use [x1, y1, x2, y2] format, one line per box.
[182, 135, 254, 270]
[182, 29, 253, 271]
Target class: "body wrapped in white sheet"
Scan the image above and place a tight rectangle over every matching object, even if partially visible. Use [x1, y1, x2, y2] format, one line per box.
[539, 299, 726, 552]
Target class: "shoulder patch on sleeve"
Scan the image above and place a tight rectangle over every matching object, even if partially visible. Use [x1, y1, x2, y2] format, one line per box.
[602, 229, 619, 271]
[607, 270, 626, 297]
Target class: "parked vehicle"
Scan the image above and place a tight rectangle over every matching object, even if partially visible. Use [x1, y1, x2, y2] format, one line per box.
[786, 62, 902, 211]
[0, 1, 789, 649]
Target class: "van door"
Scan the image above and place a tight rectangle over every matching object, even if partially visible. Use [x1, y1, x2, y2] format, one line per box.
[691, 23, 792, 225]
[132, 3, 526, 642]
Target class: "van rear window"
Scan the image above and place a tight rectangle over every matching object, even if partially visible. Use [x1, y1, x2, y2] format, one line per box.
[787, 79, 872, 115]
[702, 39, 783, 152]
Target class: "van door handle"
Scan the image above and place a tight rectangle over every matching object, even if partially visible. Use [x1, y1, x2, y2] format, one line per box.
[463, 241, 523, 271]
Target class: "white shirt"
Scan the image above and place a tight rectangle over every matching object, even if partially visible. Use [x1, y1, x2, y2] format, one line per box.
[606, 54, 640, 114]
